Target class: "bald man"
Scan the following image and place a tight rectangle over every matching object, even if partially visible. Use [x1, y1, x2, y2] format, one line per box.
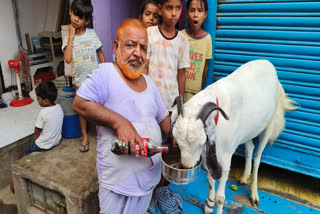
[73, 19, 171, 213]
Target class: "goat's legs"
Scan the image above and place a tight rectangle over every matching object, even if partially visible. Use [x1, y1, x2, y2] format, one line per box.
[250, 135, 268, 207]
[240, 140, 254, 184]
[204, 175, 216, 214]
[215, 153, 232, 214]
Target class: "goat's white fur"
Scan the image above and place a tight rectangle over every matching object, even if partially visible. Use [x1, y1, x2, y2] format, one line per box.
[172, 60, 298, 214]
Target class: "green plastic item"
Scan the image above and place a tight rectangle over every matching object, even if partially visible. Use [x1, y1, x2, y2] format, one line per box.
[229, 184, 238, 191]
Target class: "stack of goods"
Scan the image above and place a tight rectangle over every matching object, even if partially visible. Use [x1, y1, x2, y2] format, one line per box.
[54, 76, 66, 90]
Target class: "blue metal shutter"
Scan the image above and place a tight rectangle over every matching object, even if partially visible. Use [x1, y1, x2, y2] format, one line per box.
[207, 0, 320, 178]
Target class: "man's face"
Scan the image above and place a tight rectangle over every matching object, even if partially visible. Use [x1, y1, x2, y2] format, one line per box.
[114, 27, 148, 79]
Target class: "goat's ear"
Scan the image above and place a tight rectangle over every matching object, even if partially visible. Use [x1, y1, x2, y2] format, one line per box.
[206, 142, 222, 180]
[197, 102, 229, 124]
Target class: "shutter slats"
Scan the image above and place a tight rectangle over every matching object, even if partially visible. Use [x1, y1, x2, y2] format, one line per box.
[216, 30, 320, 42]
[215, 53, 320, 70]
[218, 13, 320, 17]
[216, 42, 320, 57]
[218, 17, 320, 27]
[212, 0, 320, 177]
[219, 2, 320, 12]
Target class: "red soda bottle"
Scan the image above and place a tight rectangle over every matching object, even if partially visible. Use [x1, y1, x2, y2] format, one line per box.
[111, 138, 170, 157]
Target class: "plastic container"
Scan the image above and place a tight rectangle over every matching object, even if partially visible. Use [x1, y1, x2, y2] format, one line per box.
[62, 114, 81, 138]
[57, 87, 76, 116]
[57, 87, 81, 138]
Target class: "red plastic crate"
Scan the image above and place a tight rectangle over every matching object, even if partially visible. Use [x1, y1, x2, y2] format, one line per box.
[34, 72, 55, 85]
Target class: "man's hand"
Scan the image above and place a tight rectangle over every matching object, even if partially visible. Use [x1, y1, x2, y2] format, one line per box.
[113, 117, 144, 156]
[73, 95, 145, 155]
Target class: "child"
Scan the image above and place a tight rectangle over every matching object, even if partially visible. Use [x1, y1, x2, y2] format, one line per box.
[139, 0, 160, 28]
[25, 82, 63, 155]
[62, 0, 105, 152]
[182, 0, 212, 102]
[146, 0, 190, 110]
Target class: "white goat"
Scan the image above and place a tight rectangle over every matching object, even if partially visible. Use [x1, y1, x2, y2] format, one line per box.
[171, 60, 298, 214]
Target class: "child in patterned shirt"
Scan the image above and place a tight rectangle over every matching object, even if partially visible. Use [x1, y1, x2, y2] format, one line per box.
[63, 0, 105, 152]
[145, 0, 190, 110]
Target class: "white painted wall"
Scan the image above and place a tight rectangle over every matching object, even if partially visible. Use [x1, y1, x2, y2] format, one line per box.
[0, 0, 53, 89]
[0, 0, 20, 88]
[18, 0, 48, 49]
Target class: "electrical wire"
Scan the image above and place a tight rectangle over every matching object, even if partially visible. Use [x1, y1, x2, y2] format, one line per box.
[8, 0, 31, 99]
[11, 0, 28, 51]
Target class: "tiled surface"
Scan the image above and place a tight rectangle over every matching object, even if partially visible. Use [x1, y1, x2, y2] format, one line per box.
[0, 101, 41, 148]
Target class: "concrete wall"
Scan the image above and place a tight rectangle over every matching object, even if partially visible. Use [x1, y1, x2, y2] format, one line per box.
[0, 0, 20, 88]
[0, 134, 33, 189]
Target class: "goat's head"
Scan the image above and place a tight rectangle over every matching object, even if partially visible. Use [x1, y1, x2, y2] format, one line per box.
[172, 113, 206, 168]
[171, 96, 229, 179]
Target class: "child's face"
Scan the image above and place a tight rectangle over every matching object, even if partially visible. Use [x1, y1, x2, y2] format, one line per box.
[141, 3, 159, 28]
[160, 0, 182, 27]
[187, 0, 207, 31]
[36, 96, 50, 107]
[69, 10, 89, 29]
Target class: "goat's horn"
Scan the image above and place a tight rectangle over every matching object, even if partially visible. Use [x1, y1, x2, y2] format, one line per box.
[197, 102, 229, 124]
[172, 95, 184, 117]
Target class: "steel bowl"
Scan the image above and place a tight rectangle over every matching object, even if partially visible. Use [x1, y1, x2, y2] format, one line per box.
[161, 151, 202, 185]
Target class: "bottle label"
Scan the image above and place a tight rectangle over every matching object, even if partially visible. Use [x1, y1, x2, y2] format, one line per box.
[135, 138, 149, 157]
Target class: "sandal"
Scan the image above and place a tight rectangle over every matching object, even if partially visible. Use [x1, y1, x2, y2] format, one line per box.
[80, 142, 89, 153]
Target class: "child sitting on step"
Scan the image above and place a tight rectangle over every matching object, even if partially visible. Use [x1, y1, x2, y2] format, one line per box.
[25, 82, 63, 155]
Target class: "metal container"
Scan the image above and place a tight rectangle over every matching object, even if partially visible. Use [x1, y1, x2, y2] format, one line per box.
[161, 151, 202, 185]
